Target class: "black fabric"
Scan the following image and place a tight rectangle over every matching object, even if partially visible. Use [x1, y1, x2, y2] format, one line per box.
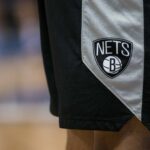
[142, 0, 150, 130]
[37, 0, 59, 116]
[59, 116, 132, 131]
[38, 0, 133, 131]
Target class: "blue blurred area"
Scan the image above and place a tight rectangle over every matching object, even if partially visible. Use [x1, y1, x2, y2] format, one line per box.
[0, 0, 49, 104]
[0, 0, 21, 56]
[0, 0, 41, 57]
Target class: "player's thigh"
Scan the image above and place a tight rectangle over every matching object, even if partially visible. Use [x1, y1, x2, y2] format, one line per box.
[94, 117, 150, 150]
[116, 117, 150, 150]
[66, 129, 94, 150]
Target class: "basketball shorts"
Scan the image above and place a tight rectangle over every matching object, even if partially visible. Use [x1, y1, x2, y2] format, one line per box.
[38, 0, 150, 131]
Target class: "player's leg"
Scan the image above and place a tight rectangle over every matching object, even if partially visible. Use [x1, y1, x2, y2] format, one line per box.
[94, 117, 150, 150]
[66, 129, 94, 150]
[115, 117, 150, 150]
[94, 130, 117, 150]
[93, 131, 113, 150]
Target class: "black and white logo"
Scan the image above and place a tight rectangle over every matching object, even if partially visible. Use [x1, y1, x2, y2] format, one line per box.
[93, 38, 133, 78]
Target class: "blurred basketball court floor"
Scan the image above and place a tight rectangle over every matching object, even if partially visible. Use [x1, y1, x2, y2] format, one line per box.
[0, 114, 67, 150]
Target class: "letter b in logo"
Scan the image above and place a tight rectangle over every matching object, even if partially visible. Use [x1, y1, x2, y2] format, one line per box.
[103, 56, 122, 74]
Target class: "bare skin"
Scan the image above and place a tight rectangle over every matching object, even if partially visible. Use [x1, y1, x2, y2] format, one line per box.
[66, 117, 150, 150]
[66, 129, 94, 150]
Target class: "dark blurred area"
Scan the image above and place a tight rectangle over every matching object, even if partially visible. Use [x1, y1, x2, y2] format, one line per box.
[0, 0, 40, 56]
[0, 0, 21, 55]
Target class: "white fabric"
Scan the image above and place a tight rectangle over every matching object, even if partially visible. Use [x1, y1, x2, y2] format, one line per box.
[81, 0, 144, 120]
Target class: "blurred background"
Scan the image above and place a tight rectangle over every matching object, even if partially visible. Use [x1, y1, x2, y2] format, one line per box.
[0, 0, 66, 149]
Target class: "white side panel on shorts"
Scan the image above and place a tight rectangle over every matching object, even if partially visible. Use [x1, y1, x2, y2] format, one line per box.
[81, 0, 144, 120]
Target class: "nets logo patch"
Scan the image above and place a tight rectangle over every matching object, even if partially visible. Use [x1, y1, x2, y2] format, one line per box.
[93, 38, 133, 78]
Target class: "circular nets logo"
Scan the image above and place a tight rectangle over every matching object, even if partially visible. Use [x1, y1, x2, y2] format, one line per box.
[103, 56, 122, 74]
[93, 38, 133, 78]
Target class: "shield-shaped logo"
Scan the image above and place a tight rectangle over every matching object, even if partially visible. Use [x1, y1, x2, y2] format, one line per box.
[93, 38, 133, 78]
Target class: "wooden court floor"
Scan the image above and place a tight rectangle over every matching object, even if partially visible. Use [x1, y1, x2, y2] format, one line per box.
[0, 122, 67, 150]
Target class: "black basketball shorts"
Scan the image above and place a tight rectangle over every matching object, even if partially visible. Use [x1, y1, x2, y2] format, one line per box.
[37, 0, 150, 131]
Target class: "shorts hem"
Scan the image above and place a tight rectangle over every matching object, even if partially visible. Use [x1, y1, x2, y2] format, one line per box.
[59, 116, 133, 131]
